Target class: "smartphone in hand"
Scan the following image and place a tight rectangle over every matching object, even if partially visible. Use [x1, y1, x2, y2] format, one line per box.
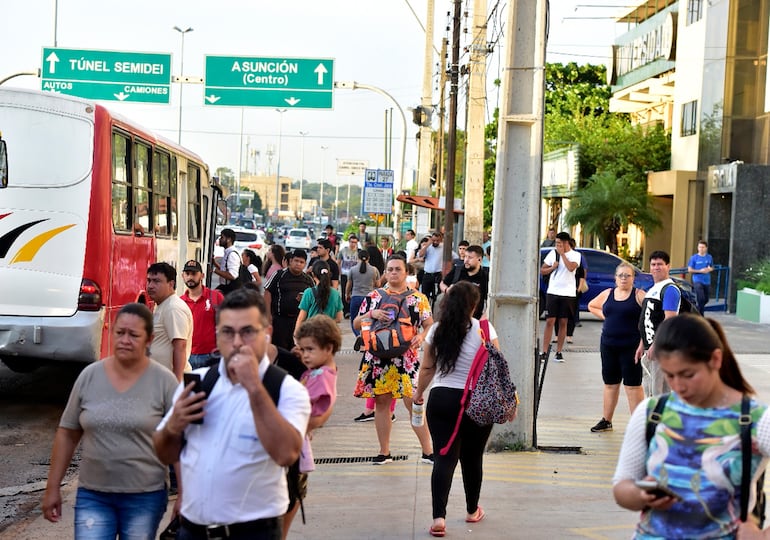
[634, 480, 682, 501]
[183, 373, 204, 425]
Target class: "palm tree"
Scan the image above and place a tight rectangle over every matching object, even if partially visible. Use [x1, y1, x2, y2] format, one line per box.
[564, 172, 661, 254]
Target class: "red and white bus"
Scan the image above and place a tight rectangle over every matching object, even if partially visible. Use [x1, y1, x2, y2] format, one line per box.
[0, 87, 222, 372]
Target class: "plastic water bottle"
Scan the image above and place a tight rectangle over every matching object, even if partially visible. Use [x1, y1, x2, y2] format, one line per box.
[411, 402, 425, 427]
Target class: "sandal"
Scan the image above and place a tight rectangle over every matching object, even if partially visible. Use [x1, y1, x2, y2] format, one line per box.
[429, 524, 446, 537]
[466, 506, 486, 523]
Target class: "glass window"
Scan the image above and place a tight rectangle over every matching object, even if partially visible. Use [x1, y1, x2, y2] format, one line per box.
[687, 0, 702, 25]
[187, 164, 201, 240]
[170, 157, 178, 237]
[112, 133, 131, 232]
[153, 151, 171, 236]
[681, 100, 698, 137]
[134, 142, 152, 235]
[136, 143, 150, 189]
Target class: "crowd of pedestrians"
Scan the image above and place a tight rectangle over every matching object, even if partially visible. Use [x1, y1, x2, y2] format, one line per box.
[41, 221, 769, 540]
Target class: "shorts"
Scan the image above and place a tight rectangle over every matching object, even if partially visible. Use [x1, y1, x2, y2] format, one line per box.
[600, 342, 642, 386]
[545, 294, 575, 320]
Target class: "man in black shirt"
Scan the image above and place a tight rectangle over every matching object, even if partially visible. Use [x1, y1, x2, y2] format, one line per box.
[308, 239, 340, 289]
[263, 249, 315, 350]
[438, 244, 489, 319]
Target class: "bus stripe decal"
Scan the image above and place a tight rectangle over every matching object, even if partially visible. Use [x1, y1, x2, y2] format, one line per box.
[0, 213, 10, 220]
[9, 224, 76, 264]
[0, 220, 48, 258]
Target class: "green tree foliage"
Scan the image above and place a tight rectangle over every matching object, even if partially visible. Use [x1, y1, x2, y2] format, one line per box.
[480, 62, 671, 246]
[564, 171, 661, 254]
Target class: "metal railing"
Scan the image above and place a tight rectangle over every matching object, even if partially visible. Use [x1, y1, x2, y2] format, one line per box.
[669, 265, 730, 312]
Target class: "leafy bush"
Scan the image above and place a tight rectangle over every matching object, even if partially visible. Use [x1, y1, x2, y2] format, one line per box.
[738, 258, 770, 295]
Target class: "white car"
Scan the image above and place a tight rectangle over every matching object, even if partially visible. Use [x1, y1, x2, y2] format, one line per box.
[232, 227, 268, 260]
[285, 228, 313, 250]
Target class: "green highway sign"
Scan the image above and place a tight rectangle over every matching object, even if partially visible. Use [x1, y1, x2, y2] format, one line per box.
[204, 56, 334, 109]
[41, 47, 172, 103]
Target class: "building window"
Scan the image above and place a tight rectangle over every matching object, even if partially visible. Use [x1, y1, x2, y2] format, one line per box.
[687, 0, 703, 25]
[681, 100, 698, 137]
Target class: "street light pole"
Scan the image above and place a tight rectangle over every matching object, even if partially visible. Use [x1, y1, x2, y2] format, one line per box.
[173, 26, 193, 145]
[274, 108, 287, 222]
[320, 146, 328, 223]
[299, 131, 309, 220]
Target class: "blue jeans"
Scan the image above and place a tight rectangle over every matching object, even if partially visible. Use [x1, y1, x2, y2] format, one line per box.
[349, 296, 366, 336]
[189, 353, 217, 369]
[74, 487, 167, 539]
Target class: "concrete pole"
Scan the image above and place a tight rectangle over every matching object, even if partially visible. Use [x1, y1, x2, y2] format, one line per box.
[462, 0, 488, 246]
[488, 0, 548, 450]
[414, 0, 435, 237]
[299, 131, 308, 219]
[443, 0, 461, 265]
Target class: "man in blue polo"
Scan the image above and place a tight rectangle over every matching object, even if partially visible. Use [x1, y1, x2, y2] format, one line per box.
[687, 240, 714, 315]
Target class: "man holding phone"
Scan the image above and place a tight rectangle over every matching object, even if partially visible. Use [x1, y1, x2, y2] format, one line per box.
[154, 288, 311, 539]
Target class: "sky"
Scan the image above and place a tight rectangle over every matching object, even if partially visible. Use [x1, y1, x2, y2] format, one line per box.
[0, 0, 632, 193]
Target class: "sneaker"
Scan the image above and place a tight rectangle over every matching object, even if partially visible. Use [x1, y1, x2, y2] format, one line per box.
[391, 414, 396, 423]
[354, 412, 375, 422]
[553, 352, 565, 363]
[421, 453, 434, 464]
[372, 454, 393, 465]
[591, 418, 613, 432]
[539, 352, 547, 362]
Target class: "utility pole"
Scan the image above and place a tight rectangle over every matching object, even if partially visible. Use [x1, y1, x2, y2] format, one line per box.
[415, 0, 435, 237]
[435, 38, 448, 202]
[463, 0, 488, 246]
[488, 0, 548, 449]
[443, 0, 461, 265]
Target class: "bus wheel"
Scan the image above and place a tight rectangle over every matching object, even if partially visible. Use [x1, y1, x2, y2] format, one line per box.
[1, 357, 42, 373]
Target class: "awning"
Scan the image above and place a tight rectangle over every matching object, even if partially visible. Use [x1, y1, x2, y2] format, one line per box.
[395, 194, 465, 214]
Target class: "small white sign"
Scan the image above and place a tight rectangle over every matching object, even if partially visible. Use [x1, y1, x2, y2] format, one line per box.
[363, 169, 394, 215]
[337, 159, 369, 176]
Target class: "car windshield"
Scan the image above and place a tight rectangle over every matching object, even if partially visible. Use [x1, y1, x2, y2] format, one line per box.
[235, 231, 257, 242]
[290, 230, 307, 237]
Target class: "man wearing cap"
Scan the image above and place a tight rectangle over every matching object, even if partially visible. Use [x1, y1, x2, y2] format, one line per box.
[337, 235, 360, 317]
[213, 228, 242, 294]
[180, 260, 225, 369]
[263, 250, 315, 351]
[309, 239, 340, 289]
[146, 262, 193, 381]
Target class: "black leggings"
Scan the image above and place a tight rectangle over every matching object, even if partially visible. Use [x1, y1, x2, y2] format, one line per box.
[426, 387, 493, 519]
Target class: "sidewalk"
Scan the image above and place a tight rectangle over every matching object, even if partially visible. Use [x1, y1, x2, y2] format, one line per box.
[4, 312, 769, 539]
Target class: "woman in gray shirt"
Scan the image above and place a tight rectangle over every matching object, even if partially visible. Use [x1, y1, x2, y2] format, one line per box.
[345, 249, 381, 336]
[43, 303, 178, 538]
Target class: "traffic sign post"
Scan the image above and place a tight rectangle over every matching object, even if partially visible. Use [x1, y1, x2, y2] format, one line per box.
[363, 169, 394, 215]
[41, 48, 172, 103]
[204, 56, 334, 109]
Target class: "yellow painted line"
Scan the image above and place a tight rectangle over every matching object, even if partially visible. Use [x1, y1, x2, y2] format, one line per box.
[10, 224, 75, 264]
[567, 524, 636, 539]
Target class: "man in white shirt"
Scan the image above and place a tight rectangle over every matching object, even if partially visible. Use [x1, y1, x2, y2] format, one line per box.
[540, 232, 581, 363]
[405, 229, 419, 262]
[213, 228, 242, 294]
[146, 262, 192, 380]
[154, 288, 311, 539]
[419, 231, 445, 306]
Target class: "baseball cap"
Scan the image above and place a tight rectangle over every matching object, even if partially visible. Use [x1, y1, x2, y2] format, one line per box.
[183, 260, 202, 272]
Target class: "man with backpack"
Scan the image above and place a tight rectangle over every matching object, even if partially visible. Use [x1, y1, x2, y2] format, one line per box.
[263, 250, 315, 351]
[213, 228, 242, 294]
[154, 288, 311, 540]
[437, 244, 489, 320]
[635, 250, 685, 396]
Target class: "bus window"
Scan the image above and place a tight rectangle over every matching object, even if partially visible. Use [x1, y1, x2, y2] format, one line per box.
[187, 164, 201, 240]
[112, 133, 131, 231]
[153, 150, 171, 236]
[170, 156, 178, 237]
[134, 142, 152, 235]
[0, 135, 7, 188]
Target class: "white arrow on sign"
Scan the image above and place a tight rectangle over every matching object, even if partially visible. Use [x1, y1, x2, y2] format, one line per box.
[205, 94, 221, 104]
[285, 97, 301, 106]
[314, 63, 327, 85]
[46, 52, 60, 74]
[114, 92, 129, 101]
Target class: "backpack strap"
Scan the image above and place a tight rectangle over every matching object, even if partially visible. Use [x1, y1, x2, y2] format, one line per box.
[740, 394, 752, 522]
[645, 393, 669, 446]
[200, 364, 221, 396]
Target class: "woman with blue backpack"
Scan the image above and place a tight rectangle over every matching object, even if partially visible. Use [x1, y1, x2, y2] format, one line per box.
[613, 314, 770, 538]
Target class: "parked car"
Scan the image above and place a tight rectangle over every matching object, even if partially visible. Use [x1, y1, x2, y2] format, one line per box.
[539, 247, 696, 312]
[285, 228, 313, 250]
[232, 227, 268, 260]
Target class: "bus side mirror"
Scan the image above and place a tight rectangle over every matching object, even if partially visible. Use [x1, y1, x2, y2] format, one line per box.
[0, 138, 7, 188]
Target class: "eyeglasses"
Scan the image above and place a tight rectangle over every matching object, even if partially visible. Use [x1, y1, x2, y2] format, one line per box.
[217, 326, 263, 341]
[615, 273, 633, 279]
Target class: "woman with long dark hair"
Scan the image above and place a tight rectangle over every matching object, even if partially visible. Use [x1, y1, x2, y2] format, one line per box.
[414, 281, 500, 537]
[613, 314, 770, 539]
[241, 248, 262, 288]
[293, 260, 343, 336]
[263, 244, 286, 280]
